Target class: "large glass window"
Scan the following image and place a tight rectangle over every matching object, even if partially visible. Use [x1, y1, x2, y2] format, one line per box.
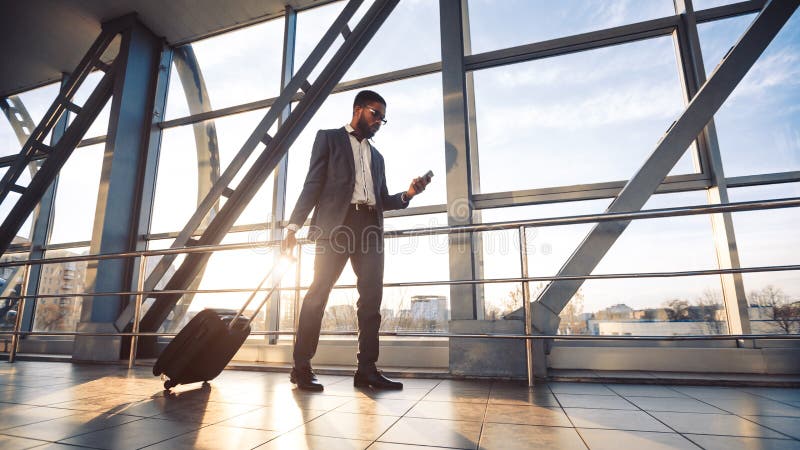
[164, 18, 285, 120]
[466, 0, 674, 55]
[478, 191, 726, 335]
[0, 253, 28, 332]
[472, 36, 692, 194]
[1, 82, 61, 157]
[147, 233, 278, 335]
[728, 183, 800, 334]
[698, 13, 800, 176]
[48, 143, 104, 244]
[151, 109, 276, 235]
[33, 248, 90, 333]
[343, 0, 440, 81]
[693, 0, 742, 10]
[1, 82, 66, 243]
[67, 70, 112, 139]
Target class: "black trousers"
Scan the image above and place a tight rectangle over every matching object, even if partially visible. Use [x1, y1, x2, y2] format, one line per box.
[293, 205, 384, 370]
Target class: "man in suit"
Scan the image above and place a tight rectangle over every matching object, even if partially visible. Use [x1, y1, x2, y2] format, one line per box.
[282, 90, 429, 391]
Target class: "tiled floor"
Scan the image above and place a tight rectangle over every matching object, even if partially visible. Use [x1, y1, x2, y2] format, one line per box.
[0, 362, 799, 449]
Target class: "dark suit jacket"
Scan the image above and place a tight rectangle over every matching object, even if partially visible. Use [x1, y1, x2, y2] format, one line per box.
[288, 127, 408, 240]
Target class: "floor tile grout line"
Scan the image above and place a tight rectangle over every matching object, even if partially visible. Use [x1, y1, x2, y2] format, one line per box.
[733, 413, 800, 441]
[545, 383, 591, 450]
[249, 378, 444, 448]
[675, 392, 800, 440]
[366, 378, 445, 448]
[741, 388, 800, 409]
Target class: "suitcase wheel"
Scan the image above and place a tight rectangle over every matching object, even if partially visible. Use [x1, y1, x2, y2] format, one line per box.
[164, 379, 177, 390]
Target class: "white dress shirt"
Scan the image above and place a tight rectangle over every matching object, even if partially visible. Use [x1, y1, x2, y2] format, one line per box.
[344, 123, 376, 206]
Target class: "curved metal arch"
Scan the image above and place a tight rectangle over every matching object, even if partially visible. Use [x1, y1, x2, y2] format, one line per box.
[0, 96, 43, 227]
[172, 45, 221, 215]
[161, 45, 222, 329]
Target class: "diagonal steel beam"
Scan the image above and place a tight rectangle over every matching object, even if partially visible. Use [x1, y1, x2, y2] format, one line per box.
[524, 0, 799, 334]
[133, 0, 400, 351]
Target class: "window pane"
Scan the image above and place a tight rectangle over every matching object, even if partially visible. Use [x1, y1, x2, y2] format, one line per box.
[693, 0, 741, 10]
[1, 82, 60, 157]
[34, 247, 90, 333]
[150, 233, 279, 335]
[48, 144, 104, 244]
[67, 70, 112, 139]
[478, 191, 727, 335]
[0, 253, 28, 331]
[343, 0, 440, 81]
[728, 183, 800, 335]
[151, 109, 276, 235]
[467, 0, 674, 55]
[0, 178, 35, 242]
[285, 74, 447, 216]
[698, 13, 800, 176]
[164, 18, 285, 120]
[294, 2, 346, 85]
[473, 36, 692, 194]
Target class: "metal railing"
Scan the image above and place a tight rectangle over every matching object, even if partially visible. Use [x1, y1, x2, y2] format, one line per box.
[1, 196, 799, 386]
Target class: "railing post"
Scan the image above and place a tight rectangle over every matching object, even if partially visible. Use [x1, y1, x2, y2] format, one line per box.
[293, 242, 303, 347]
[518, 226, 534, 387]
[8, 264, 31, 363]
[128, 255, 146, 369]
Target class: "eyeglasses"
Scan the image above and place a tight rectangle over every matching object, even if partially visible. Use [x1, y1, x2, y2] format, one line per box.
[365, 106, 388, 125]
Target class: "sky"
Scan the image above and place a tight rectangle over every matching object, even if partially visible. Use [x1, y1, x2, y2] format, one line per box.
[1, 0, 798, 331]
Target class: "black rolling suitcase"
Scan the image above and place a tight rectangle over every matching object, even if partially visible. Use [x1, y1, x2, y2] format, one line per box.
[153, 255, 295, 390]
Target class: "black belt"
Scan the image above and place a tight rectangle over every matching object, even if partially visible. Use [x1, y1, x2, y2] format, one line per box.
[350, 203, 376, 212]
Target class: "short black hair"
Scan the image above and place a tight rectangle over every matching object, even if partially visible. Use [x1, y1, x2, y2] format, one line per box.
[353, 90, 386, 108]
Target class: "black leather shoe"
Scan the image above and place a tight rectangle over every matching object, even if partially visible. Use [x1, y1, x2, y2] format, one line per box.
[290, 367, 323, 392]
[354, 369, 403, 390]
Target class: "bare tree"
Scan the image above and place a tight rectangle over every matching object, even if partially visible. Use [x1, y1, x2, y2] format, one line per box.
[749, 285, 799, 334]
[663, 298, 690, 321]
[559, 290, 586, 334]
[694, 289, 725, 334]
[487, 282, 546, 320]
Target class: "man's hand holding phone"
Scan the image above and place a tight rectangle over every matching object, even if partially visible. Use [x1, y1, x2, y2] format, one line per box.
[406, 170, 433, 200]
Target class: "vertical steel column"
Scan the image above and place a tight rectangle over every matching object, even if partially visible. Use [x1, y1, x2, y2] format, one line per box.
[267, 5, 298, 345]
[460, 0, 486, 314]
[674, 0, 750, 334]
[8, 264, 30, 363]
[518, 226, 534, 386]
[439, 0, 481, 320]
[74, 18, 163, 361]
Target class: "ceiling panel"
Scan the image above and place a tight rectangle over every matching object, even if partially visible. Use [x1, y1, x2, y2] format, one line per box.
[0, 0, 335, 97]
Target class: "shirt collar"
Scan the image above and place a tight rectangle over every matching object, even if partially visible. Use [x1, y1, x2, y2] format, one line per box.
[345, 124, 369, 144]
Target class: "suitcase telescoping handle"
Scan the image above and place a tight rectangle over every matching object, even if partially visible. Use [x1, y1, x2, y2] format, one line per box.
[228, 249, 297, 330]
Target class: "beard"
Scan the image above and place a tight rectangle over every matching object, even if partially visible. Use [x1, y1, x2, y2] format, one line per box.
[356, 114, 378, 139]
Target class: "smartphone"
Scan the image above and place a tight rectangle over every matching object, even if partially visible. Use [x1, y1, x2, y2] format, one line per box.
[422, 170, 434, 183]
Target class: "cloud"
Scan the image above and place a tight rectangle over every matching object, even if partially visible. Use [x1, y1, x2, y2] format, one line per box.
[727, 48, 800, 101]
[478, 79, 682, 150]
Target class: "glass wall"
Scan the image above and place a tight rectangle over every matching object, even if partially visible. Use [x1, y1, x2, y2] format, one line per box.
[33, 248, 90, 333]
[472, 35, 694, 194]
[729, 183, 800, 334]
[2, 0, 797, 361]
[698, 13, 800, 176]
[466, 0, 674, 55]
